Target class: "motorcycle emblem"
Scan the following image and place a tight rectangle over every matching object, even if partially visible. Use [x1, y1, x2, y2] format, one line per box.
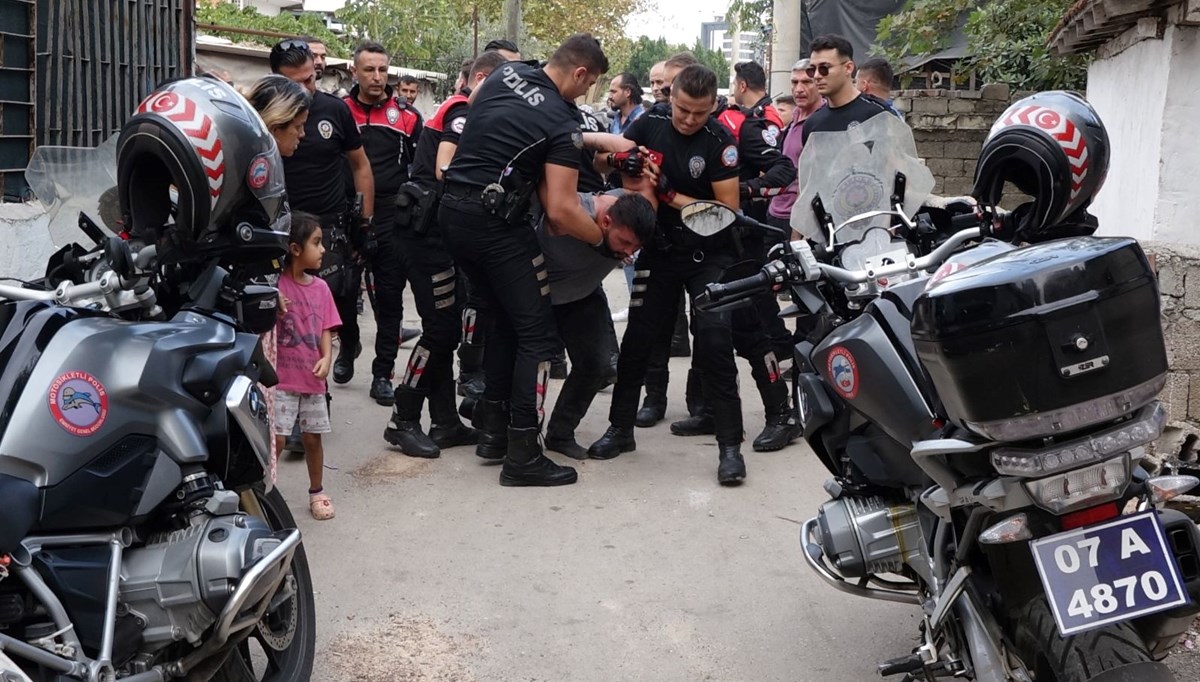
[318, 120, 333, 139]
[688, 155, 706, 178]
[826, 347, 859, 400]
[48, 371, 109, 436]
[247, 156, 270, 189]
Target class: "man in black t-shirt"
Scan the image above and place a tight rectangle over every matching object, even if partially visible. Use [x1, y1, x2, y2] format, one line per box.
[801, 34, 892, 146]
[272, 39, 376, 389]
[438, 34, 610, 487]
[380, 50, 508, 459]
[587, 64, 750, 486]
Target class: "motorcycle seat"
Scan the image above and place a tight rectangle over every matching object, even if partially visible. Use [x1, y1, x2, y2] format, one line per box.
[0, 473, 39, 555]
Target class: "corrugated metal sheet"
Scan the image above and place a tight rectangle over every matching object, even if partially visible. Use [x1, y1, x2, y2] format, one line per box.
[1, 0, 193, 201]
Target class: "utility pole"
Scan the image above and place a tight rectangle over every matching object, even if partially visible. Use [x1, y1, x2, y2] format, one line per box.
[504, 0, 520, 44]
[771, 0, 801, 96]
[473, 5, 479, 58]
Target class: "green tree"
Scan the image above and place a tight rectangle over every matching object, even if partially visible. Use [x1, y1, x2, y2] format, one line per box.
[626, 36, 674, 84]
[874, 0, 1089, 90]
[692, 39, 730, 77]
[195, 3, 348, 56]
[338, 0, 475, 68]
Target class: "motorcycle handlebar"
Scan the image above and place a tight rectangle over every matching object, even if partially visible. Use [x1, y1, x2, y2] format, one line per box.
[0, 244, 158, 305]
[699, 270, 772, 306]
[817, 227, 982, 285]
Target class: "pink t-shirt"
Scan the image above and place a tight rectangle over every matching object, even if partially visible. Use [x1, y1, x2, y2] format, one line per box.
[769, 106, 822, 220]
[275, 274, 342, 395]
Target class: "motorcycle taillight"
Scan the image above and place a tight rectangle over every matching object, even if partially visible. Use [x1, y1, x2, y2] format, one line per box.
[1061, 502, 1120, 530]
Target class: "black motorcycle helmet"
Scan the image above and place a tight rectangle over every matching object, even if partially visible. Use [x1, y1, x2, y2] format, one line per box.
[972, 91, 1109, 238]
[116, 76, 289, 258]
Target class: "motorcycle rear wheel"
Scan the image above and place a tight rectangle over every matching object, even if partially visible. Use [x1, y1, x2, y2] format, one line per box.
[209, 485, 316, 682]
[1012, 597, 1174, 682]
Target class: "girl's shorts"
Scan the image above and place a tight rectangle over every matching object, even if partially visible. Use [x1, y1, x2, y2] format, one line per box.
[273, 390, 331, 435]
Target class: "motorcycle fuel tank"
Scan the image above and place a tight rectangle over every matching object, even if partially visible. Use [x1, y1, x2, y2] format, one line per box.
[813, 306, 939, 452]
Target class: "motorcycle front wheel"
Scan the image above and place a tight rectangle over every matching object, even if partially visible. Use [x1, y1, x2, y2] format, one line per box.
[1012, 597, 1174, 682]
[210, 485, 316, 682]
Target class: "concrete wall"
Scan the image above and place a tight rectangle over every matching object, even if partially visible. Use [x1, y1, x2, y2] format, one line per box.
[1146, 242, 1200, 457]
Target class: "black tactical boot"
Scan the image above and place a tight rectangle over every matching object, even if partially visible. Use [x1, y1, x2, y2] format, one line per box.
[383, 387, 439, 458]
[750, 351, 799, 452]
[671, 368, 714, 435]
[471, 398, 509, 461]
[545, 436, 589, 460]
[369, 376, 396, 406]
[587, 425, 636, 460]
[753, 414, 800, 452]
[428, 360, 478, 449]
[500, 427, 578, 487]
[717, 444, 747, 485]
[635, 368, 669, 428]
[669, 303, 691, 357]
[332, 348, 354, 385]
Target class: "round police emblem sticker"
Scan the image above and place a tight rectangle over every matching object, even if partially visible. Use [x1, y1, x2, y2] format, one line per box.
[721, 145, 739, 167]
[826, 347, 859, 400]
[762, 125, 780, 147]
[688, 155, 706, 178]
[49, 371, 109, 436]
[571, 130, 584, 150]
[450, 117, 466, 135]
[247, 157, 270, 189]
[387, 107, 400, 124]
[318, 120, 333, 139]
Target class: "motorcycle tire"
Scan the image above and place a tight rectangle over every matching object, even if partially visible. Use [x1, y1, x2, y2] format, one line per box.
[1012, 597, 1173, 682]
[208, 485, 316, 682]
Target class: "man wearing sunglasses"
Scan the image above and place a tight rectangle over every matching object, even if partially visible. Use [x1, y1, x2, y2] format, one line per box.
[800, 34, 893, 147]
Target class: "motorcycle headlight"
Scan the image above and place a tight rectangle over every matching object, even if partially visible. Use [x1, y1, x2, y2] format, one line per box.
[1023, 455, 1131, 514]
[991, 402, 1165, 477]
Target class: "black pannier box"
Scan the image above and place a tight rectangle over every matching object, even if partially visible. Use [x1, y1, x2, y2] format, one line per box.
[911, 237, 1167, 442]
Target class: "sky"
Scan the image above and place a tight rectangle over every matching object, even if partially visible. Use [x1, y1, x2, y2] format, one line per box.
[624, 0, 731, 47]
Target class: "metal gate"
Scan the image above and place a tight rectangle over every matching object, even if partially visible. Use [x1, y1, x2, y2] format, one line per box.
[0, 0, 193, 201]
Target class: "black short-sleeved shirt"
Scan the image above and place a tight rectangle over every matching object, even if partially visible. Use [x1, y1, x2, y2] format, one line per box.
[443, 62, 582, 191]
[410, 93, 469, 190]
[801, 93, 891, 146]
[623, 108, 739, 228]
[576, 108, 606, 193]
[282, 91, 363, 216]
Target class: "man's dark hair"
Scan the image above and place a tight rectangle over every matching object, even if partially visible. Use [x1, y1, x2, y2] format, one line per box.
[470, 50, 509, 80]
[353, 40, 387, 60]
[269, 38, 312, 73]
[810, 34, 853, 60]
[548, 33, 609, 74]
[615, 72, 642, 104]
[399, 74, 419, 86]
[484, 38, 519, 53]
[609, 193, 657, 247]
[734, 61, 766, 90]
[774, 94, 795, 106]
[672, 64, 717, 101]
[664, 52, 699, 70]
[458, 57, 474, 85]
[296, 35, 324, 47]
[857, 57, 894, 89]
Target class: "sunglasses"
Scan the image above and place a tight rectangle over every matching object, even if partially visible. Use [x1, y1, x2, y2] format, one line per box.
[805, 60, 848, 78]
[272, 39, 312, 55]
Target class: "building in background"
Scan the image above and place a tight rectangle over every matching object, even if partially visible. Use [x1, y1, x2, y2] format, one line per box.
[701, 16, 759, 63]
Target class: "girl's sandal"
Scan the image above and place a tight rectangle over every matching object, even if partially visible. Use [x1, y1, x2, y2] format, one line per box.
[309, 492, 336, 520]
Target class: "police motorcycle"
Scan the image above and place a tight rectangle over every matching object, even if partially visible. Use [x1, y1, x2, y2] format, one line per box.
[682, 92, 1200, 681]
[0, 78, 315, 681]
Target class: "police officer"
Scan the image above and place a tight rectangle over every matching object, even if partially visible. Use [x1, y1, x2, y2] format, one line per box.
[272, 39, 375, 378]
[588, 64, 750, 485]
[381, 50, 508, 457]
[343, 41, 422, 406]
[439, 33, 609, 487]
[670, 60, 800, 452]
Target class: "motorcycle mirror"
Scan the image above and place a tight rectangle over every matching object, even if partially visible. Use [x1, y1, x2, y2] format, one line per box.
[681, 201, 737, 237]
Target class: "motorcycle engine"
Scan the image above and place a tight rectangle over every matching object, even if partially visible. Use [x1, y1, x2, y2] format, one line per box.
[119, 491, 280, 650]
[817, 496, 924, 579]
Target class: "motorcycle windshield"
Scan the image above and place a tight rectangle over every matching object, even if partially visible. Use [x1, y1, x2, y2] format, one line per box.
[790, 112, 935, 246]
[23, 134, 122, 249]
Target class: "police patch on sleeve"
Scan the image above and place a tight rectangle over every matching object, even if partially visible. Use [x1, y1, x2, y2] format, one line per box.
[318, 120, 333, 139]
[450, 116, 466, 134]
[721, 145, 739, 167]
[571, 130, 584, 150]
[762, 125, 780, 148]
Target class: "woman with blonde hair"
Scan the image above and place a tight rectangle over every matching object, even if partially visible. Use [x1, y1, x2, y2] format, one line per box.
[242, 75, 311, 157]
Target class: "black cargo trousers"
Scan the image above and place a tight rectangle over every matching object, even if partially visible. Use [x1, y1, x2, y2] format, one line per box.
[438, 186, 562, 429]
[546, 287, 620, 443]
[392, 215, 463, 425]
[609, 244, 744, 445]
[366, 202, 407, 380]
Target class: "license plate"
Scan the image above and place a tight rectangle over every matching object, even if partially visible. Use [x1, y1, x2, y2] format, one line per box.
[1031, 511, 1189, 636]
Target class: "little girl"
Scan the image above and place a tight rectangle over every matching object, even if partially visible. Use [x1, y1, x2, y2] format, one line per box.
[274, 211, 342, 520]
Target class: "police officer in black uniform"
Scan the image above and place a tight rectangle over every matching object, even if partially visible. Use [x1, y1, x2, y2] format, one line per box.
[380, 49, 509, 458]
[343, 41, 423, 406]
[670, 60, 800, 451]
[439, 34, 610, 487]
[588, 64, 750, 485]
[272, 39, 375, 378]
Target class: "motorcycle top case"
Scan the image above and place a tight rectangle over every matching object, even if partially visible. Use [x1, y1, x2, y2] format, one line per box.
[910, 237, 1167, 442]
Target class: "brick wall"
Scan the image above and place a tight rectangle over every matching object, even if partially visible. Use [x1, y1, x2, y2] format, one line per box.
[893, 84, 1017, 199]
[1146, 243, 1200, 461]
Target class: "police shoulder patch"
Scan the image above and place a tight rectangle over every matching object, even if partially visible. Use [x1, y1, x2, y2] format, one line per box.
[762, 125, 780, 148]
[721, 145, 738, 167]
[450, 116, 466, 134]
[571, 129, 584, 150]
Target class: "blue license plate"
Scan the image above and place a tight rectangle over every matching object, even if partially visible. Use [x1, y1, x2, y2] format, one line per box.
[1031, 511, 1190, 636]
